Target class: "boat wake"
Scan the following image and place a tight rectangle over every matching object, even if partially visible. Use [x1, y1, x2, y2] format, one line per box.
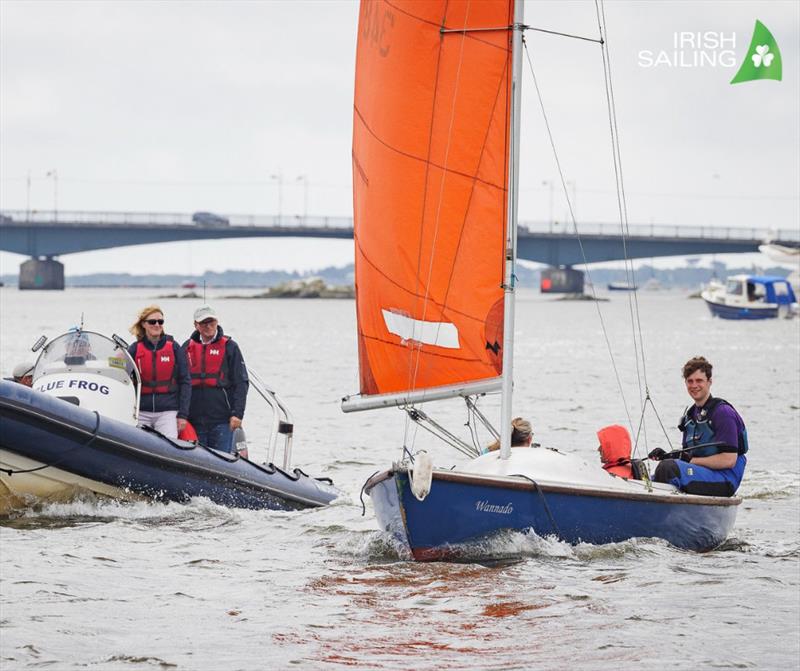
[342, 527, 677, 565]
[0, 493, 247, 530]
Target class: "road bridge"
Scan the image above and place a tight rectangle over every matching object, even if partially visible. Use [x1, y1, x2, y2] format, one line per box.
[1, 210, 797, 289]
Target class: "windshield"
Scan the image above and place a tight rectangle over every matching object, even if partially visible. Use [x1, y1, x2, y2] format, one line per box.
[774, 281, 789, 296]
[725, 280, 743, 295]
[34, 331, 135, 378]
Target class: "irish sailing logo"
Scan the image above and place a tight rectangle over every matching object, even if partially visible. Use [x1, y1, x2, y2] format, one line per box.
[731, 20, 782, 84]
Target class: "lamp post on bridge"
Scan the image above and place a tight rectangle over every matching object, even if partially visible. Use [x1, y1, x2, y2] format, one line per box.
[541, 180, 554, 227]
[270, 171, 283, 225]
[566, 179, 577, 221]
[297, 175, 309, 223]
[26, 171, 31, 221]
[46, 169, 58, 222]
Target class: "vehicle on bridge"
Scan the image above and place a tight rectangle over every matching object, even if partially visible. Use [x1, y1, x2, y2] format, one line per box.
[191, 211, 229, 227]
[702, 275, 797, 320]
[0, 328, 340, 511]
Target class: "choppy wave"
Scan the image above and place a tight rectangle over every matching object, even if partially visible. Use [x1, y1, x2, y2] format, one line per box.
[739, 468, 800, 500]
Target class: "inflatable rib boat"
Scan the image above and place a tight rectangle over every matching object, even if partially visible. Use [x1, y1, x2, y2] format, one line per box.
[0, 330, 339, 510]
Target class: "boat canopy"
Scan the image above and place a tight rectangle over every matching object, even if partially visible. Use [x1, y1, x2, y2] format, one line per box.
[725, 275, 796, 305]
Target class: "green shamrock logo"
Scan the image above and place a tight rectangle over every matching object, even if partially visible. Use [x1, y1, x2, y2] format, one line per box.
[731, 20, 782, 84]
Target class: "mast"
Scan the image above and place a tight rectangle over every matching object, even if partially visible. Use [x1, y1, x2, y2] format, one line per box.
[499, 0, 524, 461]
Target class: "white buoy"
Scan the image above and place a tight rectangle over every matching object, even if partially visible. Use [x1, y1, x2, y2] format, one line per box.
[409, 451, 433, 501]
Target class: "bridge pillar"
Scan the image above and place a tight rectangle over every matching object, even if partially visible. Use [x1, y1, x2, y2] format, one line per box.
[540, 266, 584, 294]
[19, 257, 65, 290]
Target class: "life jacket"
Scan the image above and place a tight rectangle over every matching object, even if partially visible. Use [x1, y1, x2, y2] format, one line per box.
[135, 338, 178, 395]
[597, 424, 634, 478]
[679, 397, 748, 459]
[187, 336, 230, 388]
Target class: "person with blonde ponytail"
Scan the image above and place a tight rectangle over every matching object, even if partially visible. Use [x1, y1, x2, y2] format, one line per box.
[128, 305, 191, 439]
[484, 417, 534, 453]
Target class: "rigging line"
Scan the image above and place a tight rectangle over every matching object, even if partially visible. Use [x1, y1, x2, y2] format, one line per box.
[597, 1, 652, 414]
[523, 25, 603, 44]
[631, 394, 675, 457]
[436, 52, 511, 318]
[466, 404, 482, 452]
[522, 38, 634, 435]
[602, 1, 650, 392]
[646, 395, 675, 451]
[592, 2, 644, 432]
[465, 395, 500, 439]
[405, 408, 479, 459]
[441, 24, 602, 45]
[441, 25, 510, 34]
[401, 6, 457, 455]
[406, 5, 474, 448]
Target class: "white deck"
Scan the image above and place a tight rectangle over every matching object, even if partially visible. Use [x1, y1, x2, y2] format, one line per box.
[460, 447, 678, 496]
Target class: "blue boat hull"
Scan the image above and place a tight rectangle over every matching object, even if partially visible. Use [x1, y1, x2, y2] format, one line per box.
[368, 469, 739, 560]
[0, 380, 338, 510]
[703, 298, 778, 320]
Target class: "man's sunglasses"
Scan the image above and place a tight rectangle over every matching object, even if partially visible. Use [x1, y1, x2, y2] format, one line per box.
[144, 319, 165, 325]
[199, 319, 217, 325]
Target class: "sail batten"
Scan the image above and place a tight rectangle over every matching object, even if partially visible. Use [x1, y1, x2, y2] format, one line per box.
[352, 0, 514, 401]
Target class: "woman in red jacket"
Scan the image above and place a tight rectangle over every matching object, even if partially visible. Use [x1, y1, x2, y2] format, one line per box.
[128, 305, 191, 440]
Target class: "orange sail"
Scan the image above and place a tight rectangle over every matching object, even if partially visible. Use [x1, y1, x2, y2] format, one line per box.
[350, 0, 514, 406]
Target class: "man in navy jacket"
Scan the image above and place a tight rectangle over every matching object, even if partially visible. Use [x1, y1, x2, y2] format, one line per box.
[183, 305, 249, 453]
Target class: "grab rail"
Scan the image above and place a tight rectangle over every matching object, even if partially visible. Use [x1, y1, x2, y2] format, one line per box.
[246, 367, 294, 470]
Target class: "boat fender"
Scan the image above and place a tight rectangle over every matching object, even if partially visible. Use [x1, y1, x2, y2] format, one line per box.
[232, 427, 248, 460]
[409, 451, 433, 501]
[178, 420, 198, 442]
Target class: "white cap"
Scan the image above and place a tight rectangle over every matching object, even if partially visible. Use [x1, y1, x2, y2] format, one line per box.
[193, 305, 219, 322]
[13, 361, 35, 378]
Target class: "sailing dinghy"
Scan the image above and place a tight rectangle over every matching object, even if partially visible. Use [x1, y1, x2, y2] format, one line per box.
[343, 0, 740, 560]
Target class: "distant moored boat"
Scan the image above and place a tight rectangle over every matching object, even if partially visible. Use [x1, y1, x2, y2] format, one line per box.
[607, 281, 637, 291]
[701, 274, 797, 320]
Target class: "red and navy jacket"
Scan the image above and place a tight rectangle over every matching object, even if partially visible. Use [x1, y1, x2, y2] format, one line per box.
[128, 335, 191, 418]
[183, 326, 248, 427]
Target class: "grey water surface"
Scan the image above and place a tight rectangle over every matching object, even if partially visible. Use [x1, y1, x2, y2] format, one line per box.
[1, 287, 798, 670]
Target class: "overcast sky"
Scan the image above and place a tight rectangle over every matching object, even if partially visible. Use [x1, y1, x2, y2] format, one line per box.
[1, 0, 798, 276]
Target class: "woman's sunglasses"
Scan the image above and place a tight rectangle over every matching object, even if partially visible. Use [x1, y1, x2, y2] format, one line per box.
[144, 319, 165, 325]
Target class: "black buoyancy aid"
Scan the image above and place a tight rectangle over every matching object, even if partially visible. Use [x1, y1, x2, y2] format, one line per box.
[135, 338, 178, 395]
[678, 397, 748, 458]
[187, 336, 230, 388]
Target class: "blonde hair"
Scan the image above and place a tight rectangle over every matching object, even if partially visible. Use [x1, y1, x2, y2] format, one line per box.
[487, 417, 533, 452]
[129, 305, 164, 341]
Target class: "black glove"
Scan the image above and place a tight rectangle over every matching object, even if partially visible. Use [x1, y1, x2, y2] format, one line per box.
[648, 448, 667, 461]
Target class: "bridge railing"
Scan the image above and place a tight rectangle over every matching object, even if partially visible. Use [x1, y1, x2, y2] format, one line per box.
[519, 220, 800, 242]
[0, 210, 354, 229]
[1, 210, 798, 242]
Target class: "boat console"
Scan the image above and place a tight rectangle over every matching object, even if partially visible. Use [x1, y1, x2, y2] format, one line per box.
[32, 330, 140, 425]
